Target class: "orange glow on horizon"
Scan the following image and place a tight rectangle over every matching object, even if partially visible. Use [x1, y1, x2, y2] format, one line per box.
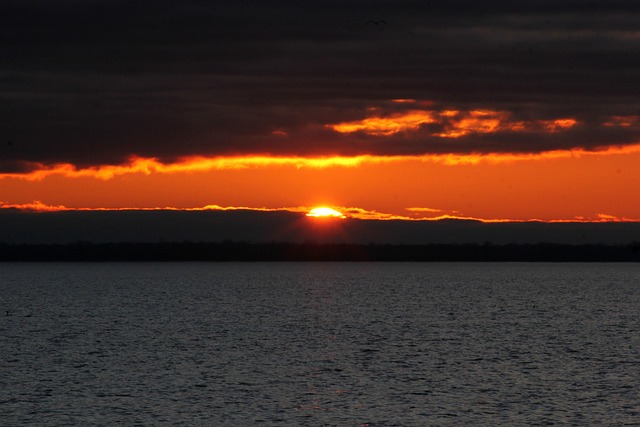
[2, 143, 640, 223]
[2, 201, 638, 223]
[306, 207, 347, 219]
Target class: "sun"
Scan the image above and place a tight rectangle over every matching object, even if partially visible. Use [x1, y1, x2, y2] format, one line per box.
[306, 206, 347, 219]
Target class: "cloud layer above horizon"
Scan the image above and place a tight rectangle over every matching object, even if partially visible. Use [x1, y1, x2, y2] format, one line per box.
[1, 0, 640, 173]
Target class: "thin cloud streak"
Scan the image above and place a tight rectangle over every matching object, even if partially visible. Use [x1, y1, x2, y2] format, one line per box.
[3, 144, 640, 181]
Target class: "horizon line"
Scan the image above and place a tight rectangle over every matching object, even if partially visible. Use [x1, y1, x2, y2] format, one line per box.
[1, 201, 639, 224]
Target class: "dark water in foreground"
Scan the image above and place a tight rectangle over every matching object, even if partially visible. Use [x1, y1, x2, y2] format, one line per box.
[1, 262, 639, 426]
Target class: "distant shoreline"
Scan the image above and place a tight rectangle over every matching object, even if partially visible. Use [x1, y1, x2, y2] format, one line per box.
[1, 241, 639, 262]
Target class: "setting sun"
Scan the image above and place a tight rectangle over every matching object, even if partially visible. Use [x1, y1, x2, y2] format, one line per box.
[306, 207, 347, 219]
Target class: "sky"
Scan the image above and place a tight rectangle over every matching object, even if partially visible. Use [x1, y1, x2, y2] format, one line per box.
[2, 0, 640, 225]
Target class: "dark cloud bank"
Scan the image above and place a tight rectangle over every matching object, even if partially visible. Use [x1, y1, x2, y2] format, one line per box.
[2, 0, 640, 172]
[2, 209, 640, 246]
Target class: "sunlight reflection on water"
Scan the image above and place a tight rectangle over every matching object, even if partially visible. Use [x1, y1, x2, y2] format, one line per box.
[1, 262, 639, 425]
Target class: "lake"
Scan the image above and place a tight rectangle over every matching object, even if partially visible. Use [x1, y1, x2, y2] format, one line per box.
[1, 262, 639, 425]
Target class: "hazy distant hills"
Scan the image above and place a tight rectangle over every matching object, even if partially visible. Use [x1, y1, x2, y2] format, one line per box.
[2, 209, 640, 245]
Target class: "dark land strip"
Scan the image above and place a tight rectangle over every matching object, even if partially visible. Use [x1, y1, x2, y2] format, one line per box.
[1, 241, 640, 261]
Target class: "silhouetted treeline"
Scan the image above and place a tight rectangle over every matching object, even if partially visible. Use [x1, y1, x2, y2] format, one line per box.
[1, 241, 640, 261]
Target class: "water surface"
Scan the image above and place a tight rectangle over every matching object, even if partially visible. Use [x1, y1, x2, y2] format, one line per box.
[1, 262, 639, 425]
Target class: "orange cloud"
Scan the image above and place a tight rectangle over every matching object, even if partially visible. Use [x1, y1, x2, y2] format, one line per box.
[3, 144, 640, 182]
[0, 200, 69, 212]
[0, 155, 400, 181]
[434, 110, 506, 137]
[0, 201, 319, 214]
[327, 107, 579, 138]
[340, 207, 412, 220]
[328, 110, 438, 136]
[592, 213, 640, 222]
[603, 115, 639, 128]
[406, 207, 444, 213]
[541, 119, 578, 132]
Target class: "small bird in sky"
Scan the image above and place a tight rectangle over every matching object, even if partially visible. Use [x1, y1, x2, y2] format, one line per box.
[365, 20, 388, 32]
